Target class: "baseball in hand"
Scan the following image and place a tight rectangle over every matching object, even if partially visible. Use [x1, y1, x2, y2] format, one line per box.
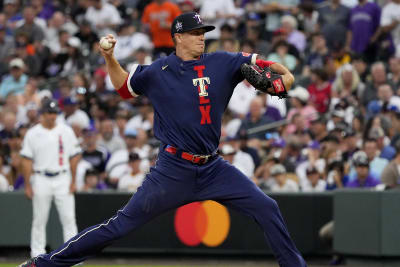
[100, 37, 112, 50]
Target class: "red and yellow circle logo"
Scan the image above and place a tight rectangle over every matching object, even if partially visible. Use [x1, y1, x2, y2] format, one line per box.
[174, 201, 230, 247]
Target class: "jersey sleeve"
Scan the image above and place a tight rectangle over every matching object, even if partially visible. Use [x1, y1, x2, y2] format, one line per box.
[20, 131, 34, 159]
[127, 64, 150, 97]
[67, 127, 82, 158]
[222, 51, 258, 86]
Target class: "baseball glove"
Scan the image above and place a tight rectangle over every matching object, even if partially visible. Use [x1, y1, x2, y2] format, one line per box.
[241, 63, 288, 98]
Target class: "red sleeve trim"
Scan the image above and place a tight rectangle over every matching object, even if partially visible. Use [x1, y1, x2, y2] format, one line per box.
[117, 76, 134, 99]
[256, 59, 275, 68]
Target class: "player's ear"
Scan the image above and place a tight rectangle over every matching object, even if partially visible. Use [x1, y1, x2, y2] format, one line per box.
[174, 33, 182, 44]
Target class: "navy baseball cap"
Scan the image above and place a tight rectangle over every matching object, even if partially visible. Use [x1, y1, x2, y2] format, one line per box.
[171, 12, 215, 37]
[41, 99, 59, 114]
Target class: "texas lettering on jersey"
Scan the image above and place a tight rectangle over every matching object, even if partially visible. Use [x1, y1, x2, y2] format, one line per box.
[193, 65, 211, 125]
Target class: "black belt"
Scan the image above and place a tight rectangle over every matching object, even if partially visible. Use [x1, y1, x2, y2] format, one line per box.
[164, 145, 218, 165]
[34, 170, 67, 177]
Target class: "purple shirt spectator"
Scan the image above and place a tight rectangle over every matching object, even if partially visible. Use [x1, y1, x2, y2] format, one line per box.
[346, 175, 380, 188]
[265, 106, 283, 121]
[349, 1, 381, 53]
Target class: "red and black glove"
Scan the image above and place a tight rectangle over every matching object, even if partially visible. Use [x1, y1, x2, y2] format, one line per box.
[240, 63, 288, 99]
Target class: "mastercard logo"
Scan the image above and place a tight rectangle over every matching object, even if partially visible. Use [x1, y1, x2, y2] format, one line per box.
[174, 201, 230, 247]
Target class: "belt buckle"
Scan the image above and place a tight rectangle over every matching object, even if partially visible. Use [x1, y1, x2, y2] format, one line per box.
[192, 154, 209, 164]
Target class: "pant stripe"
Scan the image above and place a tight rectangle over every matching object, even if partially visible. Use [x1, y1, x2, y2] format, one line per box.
[49, 212, 121, 260]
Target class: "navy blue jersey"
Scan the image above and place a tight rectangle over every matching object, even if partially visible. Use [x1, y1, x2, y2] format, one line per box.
[127, 51, 257, 154]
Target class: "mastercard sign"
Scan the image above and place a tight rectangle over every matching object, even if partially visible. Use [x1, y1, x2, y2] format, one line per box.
[174, 201, 230, 247]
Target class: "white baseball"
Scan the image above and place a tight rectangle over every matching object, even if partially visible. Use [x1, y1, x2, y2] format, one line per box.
[100, 37, 113, 50]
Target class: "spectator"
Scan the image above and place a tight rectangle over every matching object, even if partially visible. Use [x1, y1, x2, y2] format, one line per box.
[346, 151, 380, 188]
[267, 40, 297, 72]
[362, 62, 391, 107]
[97, 119, 126, 154]
[81, 168, 107, 192]
[301, 165, 326, 192]
[141, 0, 181, 58]
[388, 56, 400, 91]
[381, 140, 400, 189]
[14, 6, 45, 43]
[74, 19, 98, 55]
[199, 0, 237, 42]
[0, 155, 9, 191]
[113, 23, 153, 62]
[207, 23, 240, 53]
[81, 128, 108, 176]
[238, 96, 275, 140]
[307, 68, 331, 114]
[317, 0, 350, 51]
[326, 160, 348, 190]
[0, 25, 14, 75]
[85, 0, 122, 37]
[228, 79, 257, 118]
[286, 86, 318, 134]
[305, 33, 329, 70]
[296, 141, 326, 188]
[0, 58, 28, 99]
[347, 0, 381, 62]
[118, 152, 145, 192]
[251, 0, 299, 40]
[331, 64, 364, 109]
[270, 164, 299, 192]
[220, 143, 254, 178]
[380, 0, 400, 57]
[59, 97, 90, 131]
[281, 15, 306, 53]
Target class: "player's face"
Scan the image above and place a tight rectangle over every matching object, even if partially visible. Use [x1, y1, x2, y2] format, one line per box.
[179, 29, 206, 57]
[42, 112, 57, 127]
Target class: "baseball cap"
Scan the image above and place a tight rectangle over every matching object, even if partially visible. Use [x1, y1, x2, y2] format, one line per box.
[62, 97, 78, 106]
[128, 152, 140, 162]
[288, 86, 309, 102]
[353, 151, 369, 167]
[67, 37, 81, 48]
[41, 99, 59, 114]
[220, 144, 235, 155]
[270, 164, 286, 176]
[124, 128, 137, 138]
[308, 140, 321, 150]
[9, 58, 24, 69]
[171, 12, 215, 37]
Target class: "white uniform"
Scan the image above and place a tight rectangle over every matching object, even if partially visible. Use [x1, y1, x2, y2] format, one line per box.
[20, 122, 82, 257]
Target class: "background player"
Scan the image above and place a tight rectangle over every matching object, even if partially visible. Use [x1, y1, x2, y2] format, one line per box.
[20, 99, 82, 258]
[20, 12, 306, 267]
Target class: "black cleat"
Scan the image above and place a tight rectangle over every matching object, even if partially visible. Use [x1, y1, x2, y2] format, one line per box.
[18, 257, 38, 267]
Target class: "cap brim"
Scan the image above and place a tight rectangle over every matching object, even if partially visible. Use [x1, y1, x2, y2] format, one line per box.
[181, 25, 215, 34]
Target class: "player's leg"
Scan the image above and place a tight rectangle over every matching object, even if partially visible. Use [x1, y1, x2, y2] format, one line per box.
[35, 152, 195, 267]
[52, 175, 78, 242]
[196, 158, 307, 267]
[31, 176, 53, 257]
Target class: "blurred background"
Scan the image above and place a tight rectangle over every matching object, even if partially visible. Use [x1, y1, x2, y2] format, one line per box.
[1, 0, 400, 266]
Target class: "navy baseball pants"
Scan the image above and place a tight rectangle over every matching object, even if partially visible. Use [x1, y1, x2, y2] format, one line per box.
[37, 149, 306, 267]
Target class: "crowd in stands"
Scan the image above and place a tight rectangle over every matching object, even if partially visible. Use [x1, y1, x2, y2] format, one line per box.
[0, 0, 400, 193]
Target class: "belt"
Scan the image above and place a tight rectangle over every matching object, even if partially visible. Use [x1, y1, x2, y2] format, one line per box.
[165, 145, 217, 165]
[34, 170, 67, 177]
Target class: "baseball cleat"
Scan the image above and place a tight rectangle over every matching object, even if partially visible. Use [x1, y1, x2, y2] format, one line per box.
[18, 257, 38, 267]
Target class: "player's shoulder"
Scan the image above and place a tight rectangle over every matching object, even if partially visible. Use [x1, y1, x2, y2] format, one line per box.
[25, 123, 41, 135]
[204, 51, 251, 60]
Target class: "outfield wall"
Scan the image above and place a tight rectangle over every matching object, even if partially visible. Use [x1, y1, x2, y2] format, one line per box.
[1, 191, 396, 257]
